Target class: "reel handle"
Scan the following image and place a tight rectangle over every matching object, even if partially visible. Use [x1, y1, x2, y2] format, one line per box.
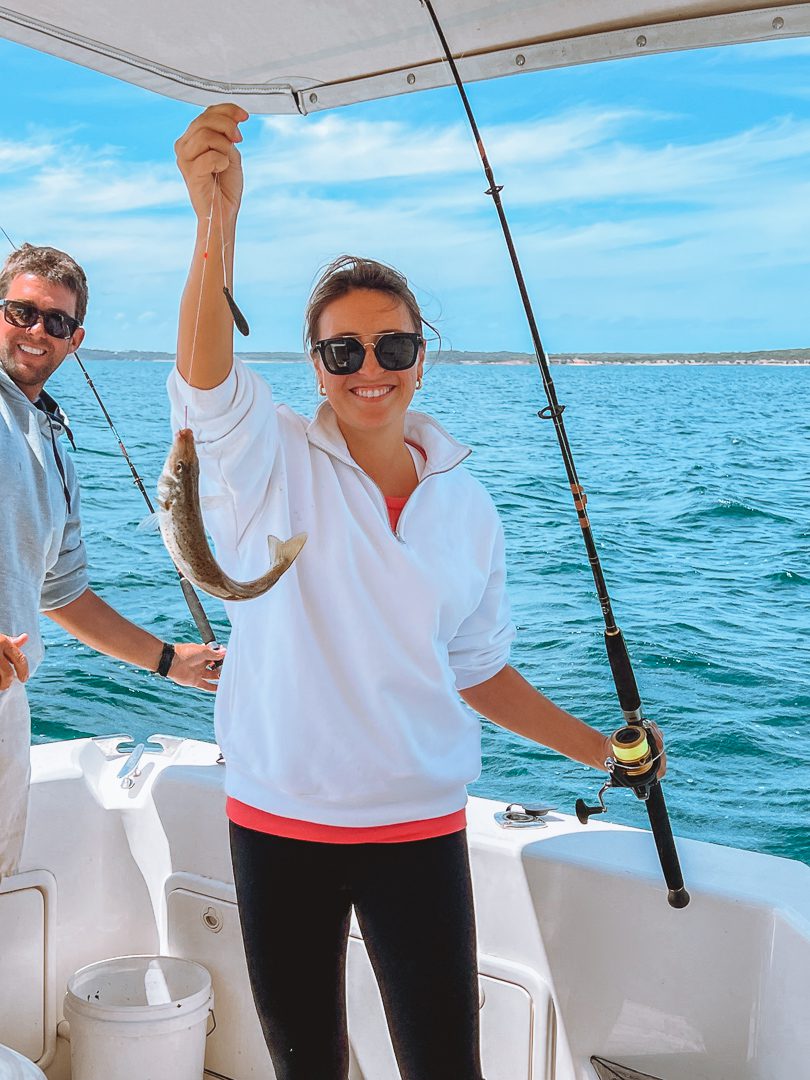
[575, 782, 609, 824]
[575, 798, 607, 824]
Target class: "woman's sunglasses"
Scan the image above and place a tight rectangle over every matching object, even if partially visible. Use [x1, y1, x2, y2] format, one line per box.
[313, 332, 424, 376]
[1, 299, 81, 341]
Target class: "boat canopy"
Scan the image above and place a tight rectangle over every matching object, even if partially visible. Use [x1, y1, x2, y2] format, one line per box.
[1, 1, 808, 113]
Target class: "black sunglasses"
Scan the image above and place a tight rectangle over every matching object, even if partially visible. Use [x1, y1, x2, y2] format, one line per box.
[1, 299, 81, 341]
[313, 332, 424, 376]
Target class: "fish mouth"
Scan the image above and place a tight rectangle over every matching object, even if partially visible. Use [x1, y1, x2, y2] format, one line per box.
[171, 427, 198, 466]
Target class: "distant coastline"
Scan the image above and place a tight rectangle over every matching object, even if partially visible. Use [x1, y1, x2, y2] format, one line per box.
[77, 347, 810, 365]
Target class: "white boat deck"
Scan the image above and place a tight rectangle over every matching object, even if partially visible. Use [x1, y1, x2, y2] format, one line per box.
[1, 734, 808, 1079]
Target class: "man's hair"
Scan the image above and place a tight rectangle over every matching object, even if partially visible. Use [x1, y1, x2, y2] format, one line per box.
[0, 243, 89, 325]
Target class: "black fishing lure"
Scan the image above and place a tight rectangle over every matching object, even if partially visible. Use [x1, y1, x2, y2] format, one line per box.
[223, 285, 249, 336]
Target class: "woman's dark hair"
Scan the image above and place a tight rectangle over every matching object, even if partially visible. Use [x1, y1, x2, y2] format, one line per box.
[304, 255, 438, 349]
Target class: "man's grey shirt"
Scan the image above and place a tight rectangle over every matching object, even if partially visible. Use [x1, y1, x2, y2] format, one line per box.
[0, 365, 88, 675]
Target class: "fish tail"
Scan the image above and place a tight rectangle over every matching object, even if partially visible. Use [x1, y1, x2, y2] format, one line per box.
[266, 532, 307, 569]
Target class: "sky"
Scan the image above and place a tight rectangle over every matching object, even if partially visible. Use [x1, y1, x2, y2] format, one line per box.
[1, 34, 809, 354]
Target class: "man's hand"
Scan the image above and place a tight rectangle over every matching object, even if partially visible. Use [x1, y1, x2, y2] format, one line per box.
[167, 642, 225, 693]
[174, 103, 249, 222]
[47, 590, 225, 693]
[0, 633, 29, 691]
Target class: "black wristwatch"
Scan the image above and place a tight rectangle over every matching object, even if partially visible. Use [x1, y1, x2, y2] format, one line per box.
[155, 642, 176, 678]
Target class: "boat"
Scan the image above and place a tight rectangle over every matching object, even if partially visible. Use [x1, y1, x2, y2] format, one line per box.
[1, 3, 808, 1078]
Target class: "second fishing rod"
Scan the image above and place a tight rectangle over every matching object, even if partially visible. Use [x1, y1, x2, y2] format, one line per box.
[1, 223, 219, 650]
[421, 0, 689, 908]
[73, 351, 220, 650]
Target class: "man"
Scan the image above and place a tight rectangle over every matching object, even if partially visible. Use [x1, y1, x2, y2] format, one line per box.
[0, 243, 222, 879]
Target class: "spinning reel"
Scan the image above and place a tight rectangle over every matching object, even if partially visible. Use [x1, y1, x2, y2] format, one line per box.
[576, 721, 663, 823]
[576, 719, 689, 909]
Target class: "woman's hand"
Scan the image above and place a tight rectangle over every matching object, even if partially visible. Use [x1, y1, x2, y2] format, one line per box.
[645, 720, 667, 779]
[174, 103, 249, 222]
[0, 633, 29, 691]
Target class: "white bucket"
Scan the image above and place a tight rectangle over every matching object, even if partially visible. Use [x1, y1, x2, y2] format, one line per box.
[63, 955, 213, 1080]
[0, 1045, 46, 1080]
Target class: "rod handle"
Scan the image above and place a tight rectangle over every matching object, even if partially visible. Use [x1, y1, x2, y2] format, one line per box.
[180, 576, 218, 647]
[646, 781, 690, 908]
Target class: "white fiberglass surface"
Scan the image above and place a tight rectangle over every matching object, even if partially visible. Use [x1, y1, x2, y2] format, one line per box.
[2, 739, 807, 1079]
[515, 828, 810, 1079]
[0, 2, 807, 111]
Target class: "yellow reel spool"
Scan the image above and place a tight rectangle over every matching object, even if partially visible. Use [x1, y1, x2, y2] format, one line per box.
[611, 725, 653, 776]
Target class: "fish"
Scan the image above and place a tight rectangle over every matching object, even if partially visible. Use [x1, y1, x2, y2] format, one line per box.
[157, 428, 306, 601]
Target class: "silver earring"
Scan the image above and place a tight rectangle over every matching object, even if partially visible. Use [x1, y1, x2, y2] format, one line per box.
[318, 384, 327, 396]
[415, 377, 423, 390]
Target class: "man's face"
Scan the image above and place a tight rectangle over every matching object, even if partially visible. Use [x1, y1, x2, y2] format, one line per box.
[0, 273, 85, 401]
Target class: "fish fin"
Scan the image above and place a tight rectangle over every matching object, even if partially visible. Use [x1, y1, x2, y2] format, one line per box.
[137, 512, 160, 533]
[266, 532, 307, 567]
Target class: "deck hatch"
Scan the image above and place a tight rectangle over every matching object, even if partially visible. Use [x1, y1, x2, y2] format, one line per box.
[0, 884, 45, 1061]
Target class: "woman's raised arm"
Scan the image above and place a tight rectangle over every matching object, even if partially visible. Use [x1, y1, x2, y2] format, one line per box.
[174, 103, 248, 389]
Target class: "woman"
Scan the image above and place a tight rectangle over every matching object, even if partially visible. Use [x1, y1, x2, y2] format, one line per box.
[171, 103, 653, 1080]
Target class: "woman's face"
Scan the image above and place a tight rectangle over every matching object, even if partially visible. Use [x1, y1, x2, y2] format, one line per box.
[312, 288, 424, 439]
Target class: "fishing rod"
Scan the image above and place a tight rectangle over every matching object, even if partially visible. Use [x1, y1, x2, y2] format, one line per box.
[71, 352, 219, 648]
[420, 0, 689, 907]
[0, 226, 218, 649]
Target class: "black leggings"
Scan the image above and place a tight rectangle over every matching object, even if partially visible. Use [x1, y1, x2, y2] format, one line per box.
[229, 823, 484, 1080]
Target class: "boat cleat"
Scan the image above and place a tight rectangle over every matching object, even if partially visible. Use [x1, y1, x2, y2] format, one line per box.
[494, 803, 555, 829]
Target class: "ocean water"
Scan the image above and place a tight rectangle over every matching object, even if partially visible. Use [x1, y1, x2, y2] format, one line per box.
[31, 359, 809, 864]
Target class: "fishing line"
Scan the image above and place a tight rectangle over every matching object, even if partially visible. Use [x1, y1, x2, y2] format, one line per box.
[219, 180, 250, 336]
[185, 177, 218, 397]
[420, 0, 688, 906]
[0, 224, 218, 648]
[186, 173, 249, 400]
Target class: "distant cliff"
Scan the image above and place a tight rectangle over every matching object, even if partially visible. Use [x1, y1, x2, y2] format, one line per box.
[77, 347, 810, 365]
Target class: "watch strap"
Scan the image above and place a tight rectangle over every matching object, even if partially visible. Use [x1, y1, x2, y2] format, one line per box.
[156, 641, 176, 677]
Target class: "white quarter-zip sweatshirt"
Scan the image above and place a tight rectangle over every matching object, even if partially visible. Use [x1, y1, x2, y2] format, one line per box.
[169, 359, 514, 827]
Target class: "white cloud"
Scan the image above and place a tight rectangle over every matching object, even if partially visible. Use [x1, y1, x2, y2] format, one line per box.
[0, 139, 56, 173]
[2, 104, 809, 351]
[21, 161, 183, 215]
[252, 107, 646, 185]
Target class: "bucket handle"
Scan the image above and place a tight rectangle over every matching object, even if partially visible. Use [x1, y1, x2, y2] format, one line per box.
[206, 1008, 217, 1038]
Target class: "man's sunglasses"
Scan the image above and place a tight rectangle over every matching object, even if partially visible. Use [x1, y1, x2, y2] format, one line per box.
[312, 332, 424, 376]
[1, 299, 81, 341]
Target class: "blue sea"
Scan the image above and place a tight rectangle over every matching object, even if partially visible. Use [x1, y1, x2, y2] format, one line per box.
[32, 359, 809, 865]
